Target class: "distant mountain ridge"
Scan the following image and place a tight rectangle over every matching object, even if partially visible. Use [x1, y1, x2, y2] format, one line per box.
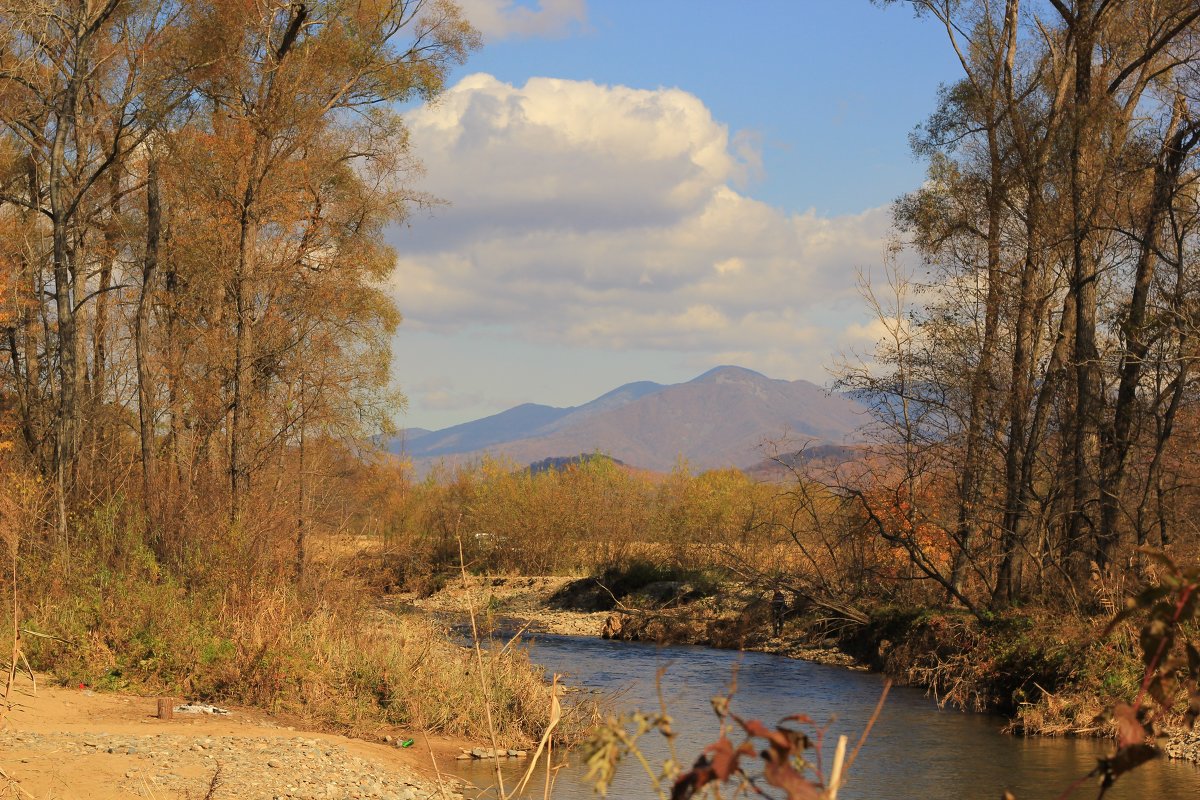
[393, 366, 867, 473]
[400, 379, 666, 458]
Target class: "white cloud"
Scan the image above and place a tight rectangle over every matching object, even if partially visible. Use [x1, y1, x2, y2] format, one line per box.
[455, 0, 587, 40]
[389, 73, 895, 383]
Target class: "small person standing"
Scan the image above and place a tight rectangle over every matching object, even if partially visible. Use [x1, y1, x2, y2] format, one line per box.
[770, 586, 787, 638]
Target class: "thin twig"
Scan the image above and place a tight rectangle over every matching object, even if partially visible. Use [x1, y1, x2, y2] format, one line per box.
[457, 524, 507, 799]
[1052, 770, 1094, 800]
[418, 728, 452, 800]
[497, 620, 534, 657]
[201, 762, 223, 800]
[842, 679, 891, 776]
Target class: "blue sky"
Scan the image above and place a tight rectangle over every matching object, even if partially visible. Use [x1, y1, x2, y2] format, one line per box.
[388, 0, 961, 431]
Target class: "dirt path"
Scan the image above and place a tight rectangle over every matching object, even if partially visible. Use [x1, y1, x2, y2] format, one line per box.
[0, 677, 476, 800]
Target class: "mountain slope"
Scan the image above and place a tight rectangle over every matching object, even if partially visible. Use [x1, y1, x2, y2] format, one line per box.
[396, 366, 866, 473]
[395, 403, 569, 458]
[394, 379, 665, 459]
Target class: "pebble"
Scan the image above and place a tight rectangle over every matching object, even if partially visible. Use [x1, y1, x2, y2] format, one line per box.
[0, 731, 467, 799]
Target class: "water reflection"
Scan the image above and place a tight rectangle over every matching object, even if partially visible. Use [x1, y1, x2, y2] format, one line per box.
[451, 630, 1200, 800]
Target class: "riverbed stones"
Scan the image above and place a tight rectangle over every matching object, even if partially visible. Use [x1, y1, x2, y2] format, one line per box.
[1164, 728, 1200, 762]
[0, 730, 466, 799]
[457, 747, 528, 760]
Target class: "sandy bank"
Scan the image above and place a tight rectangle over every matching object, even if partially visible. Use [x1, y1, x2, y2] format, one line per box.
[0, 676, 476, 799]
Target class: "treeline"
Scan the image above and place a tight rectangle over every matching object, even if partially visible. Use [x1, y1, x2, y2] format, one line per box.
[390, 457, 790, 581]
[838, 0, 1200, 615]
[387, 455, 931, 619]
[0, 0, 477, 574]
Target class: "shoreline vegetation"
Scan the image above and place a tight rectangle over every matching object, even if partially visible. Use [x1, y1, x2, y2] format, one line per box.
[408, 567, 1200, 767]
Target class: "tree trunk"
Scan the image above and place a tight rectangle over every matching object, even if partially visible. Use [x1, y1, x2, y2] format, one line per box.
[1066, 7, 1102, 586]
[1098, 108, 1196, 564]
[137, 158, 161, 530]
[994, 189, 1042, 606]
[294, 381, 306, 583]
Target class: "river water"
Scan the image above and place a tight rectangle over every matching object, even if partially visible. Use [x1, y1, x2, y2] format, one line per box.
[452, 629, 1200, 800]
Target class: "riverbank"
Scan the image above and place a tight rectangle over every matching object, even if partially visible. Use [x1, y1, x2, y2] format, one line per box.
[404, 576, 609, 638]
[0, 675, 475, 800]
[405, 574, 862, 669]
[408, 574, 1200, 766]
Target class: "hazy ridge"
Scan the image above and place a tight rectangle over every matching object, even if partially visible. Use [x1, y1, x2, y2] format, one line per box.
[394, 366, 866, 473]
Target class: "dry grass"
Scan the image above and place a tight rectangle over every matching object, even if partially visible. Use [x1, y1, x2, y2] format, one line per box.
[20, 569, 570, 746]
[1012, 690, 1107, 737]
[0, 473, 569, 748]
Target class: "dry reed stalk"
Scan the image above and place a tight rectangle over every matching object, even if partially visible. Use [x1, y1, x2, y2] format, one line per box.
[456, 528, 507, 799]
[542, 732, 554, 800]
[497, 621, 535, 657]
[843, 679, 891, 777]
[418, 729, 451, 800]
[0, 764, 37, 800]
[511, 674, 563, 797]
[827, 734, 847, 799]
[1, 490, 33, 702]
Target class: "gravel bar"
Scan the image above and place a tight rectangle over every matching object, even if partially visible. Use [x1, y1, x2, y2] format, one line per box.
[0, 730, 467, 799]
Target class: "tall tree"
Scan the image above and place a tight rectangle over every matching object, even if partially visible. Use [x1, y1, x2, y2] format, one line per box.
[864, 0, 1200, 607]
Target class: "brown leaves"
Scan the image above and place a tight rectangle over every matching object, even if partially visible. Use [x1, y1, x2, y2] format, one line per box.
[1102, 551, 1200, 727]
[1085, 549, 1200, 797]
[1110, 702, 1150, 749]
[1084, 704, 1162, 799]
[669, 736, 754, 800]
[670, 712, 823, 800]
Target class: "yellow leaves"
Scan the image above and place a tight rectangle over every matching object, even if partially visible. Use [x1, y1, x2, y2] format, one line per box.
[0, 0, 472, 506]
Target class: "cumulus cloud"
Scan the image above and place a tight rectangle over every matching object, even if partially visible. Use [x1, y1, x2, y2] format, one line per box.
[455, 0, 587, 40]
[388, 73, 895, 381]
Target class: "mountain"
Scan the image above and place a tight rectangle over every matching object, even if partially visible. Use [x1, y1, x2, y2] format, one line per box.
[741, 444, 868, 482]
[398, 403, 570, 458]
[395, 379, 665, 458]
[394, 366, 867, 474]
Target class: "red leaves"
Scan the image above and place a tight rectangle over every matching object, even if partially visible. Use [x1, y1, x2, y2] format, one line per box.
[706, 737, 746, 781]
[670, 736, 753, 800]
[1187, 641, 1200, 730]
[670, 713, 823, 800]
[762, 756, 824, 800]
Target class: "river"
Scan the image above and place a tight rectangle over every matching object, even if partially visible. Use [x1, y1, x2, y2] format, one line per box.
[451, 628, 1200, 800]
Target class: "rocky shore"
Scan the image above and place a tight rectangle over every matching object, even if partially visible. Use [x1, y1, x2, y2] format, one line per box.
[1164, 729, 1200, 763]
[404, 575, 608, 638]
